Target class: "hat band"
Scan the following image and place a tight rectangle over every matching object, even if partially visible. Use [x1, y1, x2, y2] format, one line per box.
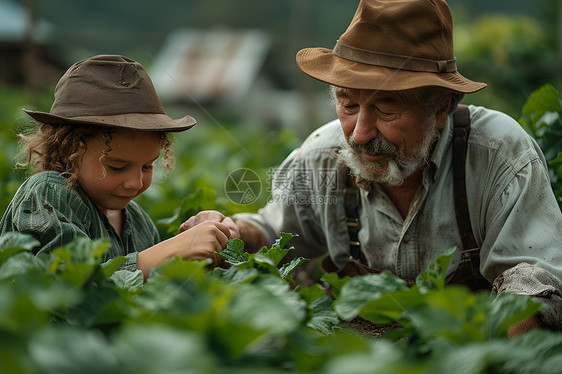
[333, 41, 457, 73]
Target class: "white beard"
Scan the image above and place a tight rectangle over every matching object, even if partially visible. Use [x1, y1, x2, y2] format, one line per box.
[339, 118, 439, 187]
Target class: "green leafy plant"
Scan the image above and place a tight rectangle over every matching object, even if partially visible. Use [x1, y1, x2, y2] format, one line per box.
[2, 233, 562, 374]
[326, 248, 542, 343]
[518, 83, 562, 208]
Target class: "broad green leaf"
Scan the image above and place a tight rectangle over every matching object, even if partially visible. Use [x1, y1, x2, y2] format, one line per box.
[212, 266, 260, 284]
[100, 256, 128, 279]
[319, 338, 419, 374]
[296, 284, 338, 334]
[262, 246, 291, 266]
[113, 324, 216, 373]
[522, 84, 562, 116]
[276, 232, 298, 251]
[53, 237, 108, 265]
[502, 329, 562, 373]
[429, 330, 562, 374]
[64, 280, 124, 327]
[212, 319, 270, 359]
[220, 238, 249, 264]
[253, 253, 277, 268]
[108, 270, 144, 292]
[358, 288, 425, 324]
[229, 275, 306, 335]
[0, 252, 37, 280]
[0, 281, 54, 334]
[29, 326, 119, 374]
[488, 292, 543, 337]
[293, 331, 371, 373]
[279, 257, 308, 282]
[403, 287, 492, 345]
[305, 294, 339, 334]
[297, 283, 329, 304]
[264, 232, 297, 265]
[335, 271, 410, 321]
[148, 255, 209, 283]
[415, 247, 455, 293]
[0, 232, 40, 265]
[321, 272, 351, 299]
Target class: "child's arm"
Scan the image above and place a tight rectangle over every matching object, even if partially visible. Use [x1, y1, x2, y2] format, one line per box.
[136, 220, 231, 281]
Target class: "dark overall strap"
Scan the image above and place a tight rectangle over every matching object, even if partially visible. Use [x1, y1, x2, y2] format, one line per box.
[344, 173, 362, 260]
[452, 104, 478, 251]
[450, 104, 491, 290]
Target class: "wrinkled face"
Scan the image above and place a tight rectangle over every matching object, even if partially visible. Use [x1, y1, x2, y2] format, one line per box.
[77, 129, 162, 214]
[335, 87, 442, 186]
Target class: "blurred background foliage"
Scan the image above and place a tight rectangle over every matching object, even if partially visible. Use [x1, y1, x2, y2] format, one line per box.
[0, 0, 561, 239]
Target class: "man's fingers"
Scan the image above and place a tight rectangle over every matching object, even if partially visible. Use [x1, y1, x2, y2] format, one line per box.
[179, 210, 227, 233]
[178, 216, 196, 233]
[196, 210, 225, 223]
[222, 217, 241, 239]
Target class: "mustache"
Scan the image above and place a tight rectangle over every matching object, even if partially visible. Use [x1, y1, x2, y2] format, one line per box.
[348, 134, 400, 158]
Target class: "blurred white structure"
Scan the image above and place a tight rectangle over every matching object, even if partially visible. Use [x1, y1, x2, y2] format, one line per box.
[150, 28, 270, 104]
[150, 27, 335, 137]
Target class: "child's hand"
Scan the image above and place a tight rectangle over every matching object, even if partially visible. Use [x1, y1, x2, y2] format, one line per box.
[137, 220, 232, 280]
[173, 220, 231, 261]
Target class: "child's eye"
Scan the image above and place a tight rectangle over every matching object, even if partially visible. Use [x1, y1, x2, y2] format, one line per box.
[142, 164, 154, 171]
[108, 165, 126, 172]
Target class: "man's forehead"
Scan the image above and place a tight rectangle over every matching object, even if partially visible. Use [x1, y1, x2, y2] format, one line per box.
[335, 87, 414, 103]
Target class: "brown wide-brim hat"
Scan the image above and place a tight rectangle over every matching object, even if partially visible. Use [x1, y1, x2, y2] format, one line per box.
[23, 54, 196, 132]
[296, 0, 487, 93]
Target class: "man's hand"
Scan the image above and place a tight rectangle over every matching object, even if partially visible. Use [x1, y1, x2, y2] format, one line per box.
[179, 210, 240, 239]
[508, 315, 543, 338]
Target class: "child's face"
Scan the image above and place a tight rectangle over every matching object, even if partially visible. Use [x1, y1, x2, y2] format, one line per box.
[77, 129, 162, 214]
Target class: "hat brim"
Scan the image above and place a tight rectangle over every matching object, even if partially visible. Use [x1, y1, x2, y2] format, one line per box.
[22, 110, 196, 132]
[296, 48, 487, 94]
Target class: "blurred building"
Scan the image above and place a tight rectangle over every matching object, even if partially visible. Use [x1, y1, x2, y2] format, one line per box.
[0, 0, 65, 89]
[150, 28, 270, 105]
[150, 27, 334, 136]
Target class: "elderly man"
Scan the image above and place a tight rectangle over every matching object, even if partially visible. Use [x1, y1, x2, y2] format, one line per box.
[183, 0, 562, 335]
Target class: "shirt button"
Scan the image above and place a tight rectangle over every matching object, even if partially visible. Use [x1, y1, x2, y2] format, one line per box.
[403, 234, 411, 243]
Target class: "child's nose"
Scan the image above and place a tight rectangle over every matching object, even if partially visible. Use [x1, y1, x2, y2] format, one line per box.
[123, 170, 143, 190]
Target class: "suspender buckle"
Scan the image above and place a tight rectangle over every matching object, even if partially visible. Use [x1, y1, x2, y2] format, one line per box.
[461, 247, 479, 263]
[346, 217, 360, 227]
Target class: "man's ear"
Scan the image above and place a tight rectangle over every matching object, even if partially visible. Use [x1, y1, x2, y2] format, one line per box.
[435, 94, 452, 130]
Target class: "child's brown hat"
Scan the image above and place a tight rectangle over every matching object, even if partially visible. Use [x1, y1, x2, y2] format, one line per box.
[296, 0, 487, 93]
[23, 54, 196, 132]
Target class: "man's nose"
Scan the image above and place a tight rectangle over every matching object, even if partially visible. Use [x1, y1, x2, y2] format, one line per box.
[352, 107, 379, 145]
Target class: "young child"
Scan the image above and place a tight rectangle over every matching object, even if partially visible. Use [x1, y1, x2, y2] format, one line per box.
[0, 54, 234, 280]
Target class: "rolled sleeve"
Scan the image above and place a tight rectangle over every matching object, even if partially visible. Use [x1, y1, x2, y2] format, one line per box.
[493, 262, 562, 330]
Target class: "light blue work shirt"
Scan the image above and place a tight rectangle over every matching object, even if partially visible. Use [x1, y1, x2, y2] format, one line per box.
[236, 105, 562, 329]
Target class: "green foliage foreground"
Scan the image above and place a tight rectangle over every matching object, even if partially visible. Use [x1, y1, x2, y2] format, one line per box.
[1, 233, 562, 374]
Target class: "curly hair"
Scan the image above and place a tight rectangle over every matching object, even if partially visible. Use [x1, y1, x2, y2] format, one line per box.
[17, 123, 175, 188]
